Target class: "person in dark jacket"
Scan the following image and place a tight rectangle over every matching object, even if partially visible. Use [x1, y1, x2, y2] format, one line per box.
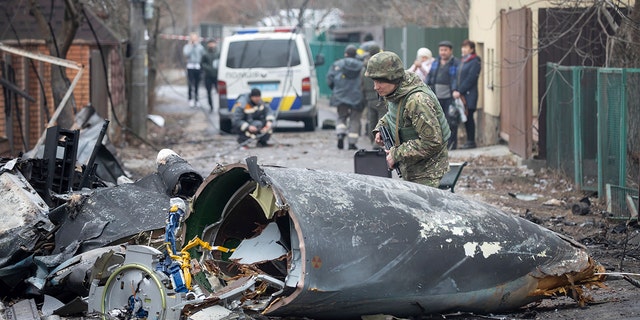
[232, 88, 275, 147]
[201, 39, 220, 113]
[360, 44, 385, 145]
[326, 45, 365, 150]
[453, 39, 482, 149]
[426, 40, 459, 150]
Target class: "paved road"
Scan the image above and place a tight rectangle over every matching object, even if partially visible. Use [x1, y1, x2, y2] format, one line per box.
[150, 83, 512, 180]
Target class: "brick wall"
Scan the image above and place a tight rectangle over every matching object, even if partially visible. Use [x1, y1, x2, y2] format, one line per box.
[0, 44, 124, 156]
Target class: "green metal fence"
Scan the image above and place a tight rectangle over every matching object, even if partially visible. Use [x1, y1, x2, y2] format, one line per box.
[546, 63, 636, 200]
[310, 41, 351, 98]
[545, 64, 599, 191]
[310, 26, 468, 98]
[606, 184, 639, 220]
[384, 25, 468, 69]
[597, 68, 635, 197]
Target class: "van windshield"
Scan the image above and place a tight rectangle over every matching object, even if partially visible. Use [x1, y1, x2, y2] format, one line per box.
[227, 39, 301, 68]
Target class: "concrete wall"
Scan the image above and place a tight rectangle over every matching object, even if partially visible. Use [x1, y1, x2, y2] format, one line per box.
[470, 0, 562, 115]
[469, 0, 558, 145]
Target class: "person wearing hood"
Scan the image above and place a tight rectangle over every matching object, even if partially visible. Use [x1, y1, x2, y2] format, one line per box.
[366, 51, 450, 187]
[327, 45, 365, 150]
[407, 47, 434, 83]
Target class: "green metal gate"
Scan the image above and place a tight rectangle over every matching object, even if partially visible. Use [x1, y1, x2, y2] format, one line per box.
[309, 41, 351, 98]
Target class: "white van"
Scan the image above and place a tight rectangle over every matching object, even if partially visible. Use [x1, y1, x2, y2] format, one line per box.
[217, 27, 324, 133]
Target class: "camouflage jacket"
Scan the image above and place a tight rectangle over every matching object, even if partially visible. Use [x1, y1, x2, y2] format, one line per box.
[374, 71, 449, 185]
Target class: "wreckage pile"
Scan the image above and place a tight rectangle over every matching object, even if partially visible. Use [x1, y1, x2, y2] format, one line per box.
[0, 107, 611, 320]
[0, 109, 204, 319]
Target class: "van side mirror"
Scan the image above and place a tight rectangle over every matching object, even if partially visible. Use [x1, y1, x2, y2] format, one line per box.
[314, 54, 325, 66]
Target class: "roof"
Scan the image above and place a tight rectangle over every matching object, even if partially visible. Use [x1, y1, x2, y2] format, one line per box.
[0, 0, 123, 45]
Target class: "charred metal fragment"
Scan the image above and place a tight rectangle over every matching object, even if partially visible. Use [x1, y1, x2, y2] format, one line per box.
[187, 160, 605, 319]
[157, 149, 204, 198]
[53, 149, 203, 256]
[52, 173, 172, 255]
[0, 147, 202, 306]
[73, 106, 127, 186]
[40, 126, 79, 206]
[0, 169, 53, 270]
[79, 119, 110, 188]
[7, 298, 40, 320]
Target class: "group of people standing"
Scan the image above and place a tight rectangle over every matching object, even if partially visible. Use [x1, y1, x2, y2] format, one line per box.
[182, 32, 219, 112]
[426, 40, 481, 150]
[327, 38, 481, 152]
[327, 37, 481, 188]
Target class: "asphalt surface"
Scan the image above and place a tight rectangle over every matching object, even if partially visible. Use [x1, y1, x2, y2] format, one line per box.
[149, 82, 513, 181]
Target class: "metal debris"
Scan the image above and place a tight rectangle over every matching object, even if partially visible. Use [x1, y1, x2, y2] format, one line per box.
[0, 152, 609, 319]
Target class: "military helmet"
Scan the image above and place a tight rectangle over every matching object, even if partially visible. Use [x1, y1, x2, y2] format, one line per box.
[365, 51, 404, 82]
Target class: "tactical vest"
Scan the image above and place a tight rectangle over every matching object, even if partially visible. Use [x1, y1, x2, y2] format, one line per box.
[386, 86, 451, 145]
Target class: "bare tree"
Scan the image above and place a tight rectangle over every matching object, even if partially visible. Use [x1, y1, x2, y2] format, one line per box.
[538, 0, 639, 186]
[29, 0, 84, 129]
[333, 0, 468, 27]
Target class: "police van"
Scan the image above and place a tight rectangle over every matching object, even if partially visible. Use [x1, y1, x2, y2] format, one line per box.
[217, 27, 324, 133]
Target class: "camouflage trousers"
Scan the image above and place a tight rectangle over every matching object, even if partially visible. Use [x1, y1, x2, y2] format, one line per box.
[408, 176, 441, 188]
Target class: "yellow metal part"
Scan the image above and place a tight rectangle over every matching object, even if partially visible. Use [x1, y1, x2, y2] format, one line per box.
[165, 237, 235, 290]
[250, 182, 278, 219]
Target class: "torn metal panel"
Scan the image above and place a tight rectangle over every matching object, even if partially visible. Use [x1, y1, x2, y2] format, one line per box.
[188, 160, 605, 319]
[28, 106, 128, 187]
[52, 173, 171, 255]
[53, 148, 202, 255]
[74, 106, 127, 185]
[0, 169, 53, 269]
[229, 222, 288, 264]
[43, 246, 124, 298]
[6, 298, 40, 320]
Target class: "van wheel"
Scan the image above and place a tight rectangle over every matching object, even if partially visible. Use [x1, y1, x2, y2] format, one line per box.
[219, 119, 232, 134]
[303, 115, 317, 131]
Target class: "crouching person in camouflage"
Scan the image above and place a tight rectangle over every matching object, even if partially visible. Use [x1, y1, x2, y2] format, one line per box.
[365, 51, 450, 187]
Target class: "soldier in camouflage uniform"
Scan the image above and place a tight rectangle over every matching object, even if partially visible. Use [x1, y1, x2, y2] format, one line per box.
[365, 51, 450, 187]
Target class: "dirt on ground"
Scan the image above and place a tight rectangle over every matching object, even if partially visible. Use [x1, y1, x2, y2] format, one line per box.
[113, 89, 640, 320]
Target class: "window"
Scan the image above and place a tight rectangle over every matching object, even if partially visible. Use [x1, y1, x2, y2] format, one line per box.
[226, 39, 301, 68]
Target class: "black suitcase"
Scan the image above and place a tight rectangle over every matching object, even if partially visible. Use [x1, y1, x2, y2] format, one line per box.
[353, 149, 392, 178]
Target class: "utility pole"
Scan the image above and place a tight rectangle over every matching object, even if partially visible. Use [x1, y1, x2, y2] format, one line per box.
[129, 0, 149, 139]
[187, 0, 192, 32]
